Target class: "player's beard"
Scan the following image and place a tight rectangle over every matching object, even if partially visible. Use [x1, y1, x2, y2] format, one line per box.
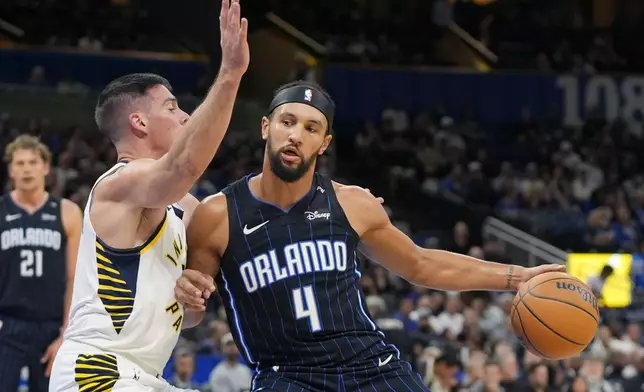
[267, 138, 318, 183]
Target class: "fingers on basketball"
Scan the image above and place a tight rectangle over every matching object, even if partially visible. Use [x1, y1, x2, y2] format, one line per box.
[511, 271, 599, 360]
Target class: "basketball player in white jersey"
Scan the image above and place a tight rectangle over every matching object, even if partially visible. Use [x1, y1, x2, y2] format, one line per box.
[48, 1, 249, 390]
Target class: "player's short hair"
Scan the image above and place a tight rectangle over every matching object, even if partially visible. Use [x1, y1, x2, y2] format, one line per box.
[269, 80, 335, 135]
[95, 73, 172, 140]
[4, 134, 52, 164]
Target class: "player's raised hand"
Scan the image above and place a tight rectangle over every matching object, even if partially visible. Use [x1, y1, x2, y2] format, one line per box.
[175, 269, 216, 312]
[220, 0, 249, 78]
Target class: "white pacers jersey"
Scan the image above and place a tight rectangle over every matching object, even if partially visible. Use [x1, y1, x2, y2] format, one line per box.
[63, 162, 187, 376]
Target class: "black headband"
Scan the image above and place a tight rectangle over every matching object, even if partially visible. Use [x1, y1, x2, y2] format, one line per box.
[268, 85, 335, 131]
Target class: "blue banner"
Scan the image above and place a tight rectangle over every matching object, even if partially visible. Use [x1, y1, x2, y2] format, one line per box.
[0, 48, 208, 93]
[323, 66, 644, 127]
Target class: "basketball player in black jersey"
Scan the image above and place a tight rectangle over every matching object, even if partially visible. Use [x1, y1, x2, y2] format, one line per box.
[174, 82, 565, 392]
[0, 135, 82, 392]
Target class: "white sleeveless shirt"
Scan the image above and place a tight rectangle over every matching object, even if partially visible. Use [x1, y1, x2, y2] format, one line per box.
[63, 162, 187, 376]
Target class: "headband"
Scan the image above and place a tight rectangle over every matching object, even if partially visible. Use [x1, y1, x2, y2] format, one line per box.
[268, 85, 335, 131]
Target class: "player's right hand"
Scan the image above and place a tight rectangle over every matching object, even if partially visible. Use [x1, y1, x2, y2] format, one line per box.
[175, 269, 216, 312]
[220, 0, 249, 78]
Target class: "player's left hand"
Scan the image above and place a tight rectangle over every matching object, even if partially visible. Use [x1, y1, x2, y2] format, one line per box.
[516, 264, 566, 291]
[41, 335, 62, 376]
[175, 269, 216, 311]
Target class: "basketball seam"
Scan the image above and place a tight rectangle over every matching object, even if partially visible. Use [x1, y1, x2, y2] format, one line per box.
[527, 293, 599, 324]
[513, 302, 552, 360]
[519, 297, 585, 346]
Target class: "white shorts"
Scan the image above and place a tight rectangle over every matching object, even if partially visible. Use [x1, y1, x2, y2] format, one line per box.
[49, 341, 197, 392]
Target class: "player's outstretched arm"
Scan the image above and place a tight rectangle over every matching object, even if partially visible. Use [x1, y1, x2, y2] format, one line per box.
[41, 198, 83, 376]
[176, 194, 228, 328]
[97, 0, 249, 209]
[339, 187, 565, 291]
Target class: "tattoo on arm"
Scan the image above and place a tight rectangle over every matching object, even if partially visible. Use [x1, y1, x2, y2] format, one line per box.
[506, 265, 514, 289]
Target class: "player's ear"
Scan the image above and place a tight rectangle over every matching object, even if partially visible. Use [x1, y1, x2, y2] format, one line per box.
[43, 160, 51, 177]
[318, 134, 333, 156]
[261, 116, 270, 141]
[128, 112, 149, 139]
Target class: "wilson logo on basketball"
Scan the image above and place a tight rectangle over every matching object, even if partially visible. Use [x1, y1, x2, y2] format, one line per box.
[555, 282, 598, 311]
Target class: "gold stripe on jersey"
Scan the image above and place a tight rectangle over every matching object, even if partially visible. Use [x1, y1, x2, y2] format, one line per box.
[140, 214, 168, 254]
[74, 354, 119, 392]
[95, 245, 135, 334]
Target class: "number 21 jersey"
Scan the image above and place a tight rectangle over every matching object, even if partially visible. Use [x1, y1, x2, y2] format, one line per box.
[0, 194, 67, 322]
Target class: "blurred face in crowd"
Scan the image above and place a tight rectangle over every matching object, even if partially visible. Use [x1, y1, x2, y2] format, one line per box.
[627, 322, 640, 341]
[467, 350, 485, 381]
[435, 360, 459, 381]
[582, 359, 605, 382]
[529, 364, 549, 390]
[130, 85, 189, 157]
[210, 320, 229, 344]
[484, 363, 502, 388]
[570, 376, 589, 392]
[175, 354, 194, 381]
[223, 339, 240, 360]
[500, 354, 518, 380]
[454, 222, 469, 243]
[9, 149, 50, 193]
[444, 297, 461, 314]
[399, 298, 414, 317]
[262, 103, 332, 183]
[598, 325, 612, 344]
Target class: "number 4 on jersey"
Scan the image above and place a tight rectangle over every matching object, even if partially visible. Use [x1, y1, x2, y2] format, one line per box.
[292, 285, 321, 332]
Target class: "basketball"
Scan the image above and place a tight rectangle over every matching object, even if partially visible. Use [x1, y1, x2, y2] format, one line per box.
[510, 271, 599, 360]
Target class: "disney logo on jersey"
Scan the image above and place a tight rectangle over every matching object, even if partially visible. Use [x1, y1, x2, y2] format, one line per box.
[304, 210, 330, 221]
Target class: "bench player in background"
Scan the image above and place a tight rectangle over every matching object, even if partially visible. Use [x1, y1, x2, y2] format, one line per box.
[48, 0, 249, 390]
[0, 135, 83, 392]
[175, 81, 566, 391]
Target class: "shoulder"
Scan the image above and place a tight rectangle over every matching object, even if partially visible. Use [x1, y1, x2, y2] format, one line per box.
[91, 160, 152, 201]
[187, 192, 229, 249]
[200, 192, 229, 216]
[333, 183, 389, 236]
[61, 198, 82, 220]
[60, 198, 83, 233]
[334, 183, 382, 211]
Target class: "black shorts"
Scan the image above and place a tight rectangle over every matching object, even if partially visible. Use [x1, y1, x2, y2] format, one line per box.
[251, 356, 430, 392]
[0, 315, 60, 392]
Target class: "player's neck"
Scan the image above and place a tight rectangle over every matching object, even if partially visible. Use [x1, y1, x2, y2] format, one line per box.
[11, 189, 48, 209]
[115, 140, 162, 162]
[255, 168, 314, 211]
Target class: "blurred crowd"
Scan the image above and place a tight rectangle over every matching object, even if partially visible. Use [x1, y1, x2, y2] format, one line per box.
[4, 0, 642, 71]
[351, 102, 644, 255]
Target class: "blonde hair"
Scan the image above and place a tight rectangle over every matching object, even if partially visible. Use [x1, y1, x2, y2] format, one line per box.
[4, 135, 52, 164]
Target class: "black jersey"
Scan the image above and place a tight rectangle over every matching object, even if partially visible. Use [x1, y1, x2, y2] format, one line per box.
[218, 173, 395, 371]
[0, 194, 67, 322]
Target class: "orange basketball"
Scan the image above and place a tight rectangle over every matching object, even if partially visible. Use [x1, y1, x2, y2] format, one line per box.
[510, 271, 599, 360]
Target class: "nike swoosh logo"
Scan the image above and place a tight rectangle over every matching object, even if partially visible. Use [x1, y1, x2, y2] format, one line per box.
[378, 354, 393, 367]
[6, 214, 21, 221]
[243, 221, 269, 235]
